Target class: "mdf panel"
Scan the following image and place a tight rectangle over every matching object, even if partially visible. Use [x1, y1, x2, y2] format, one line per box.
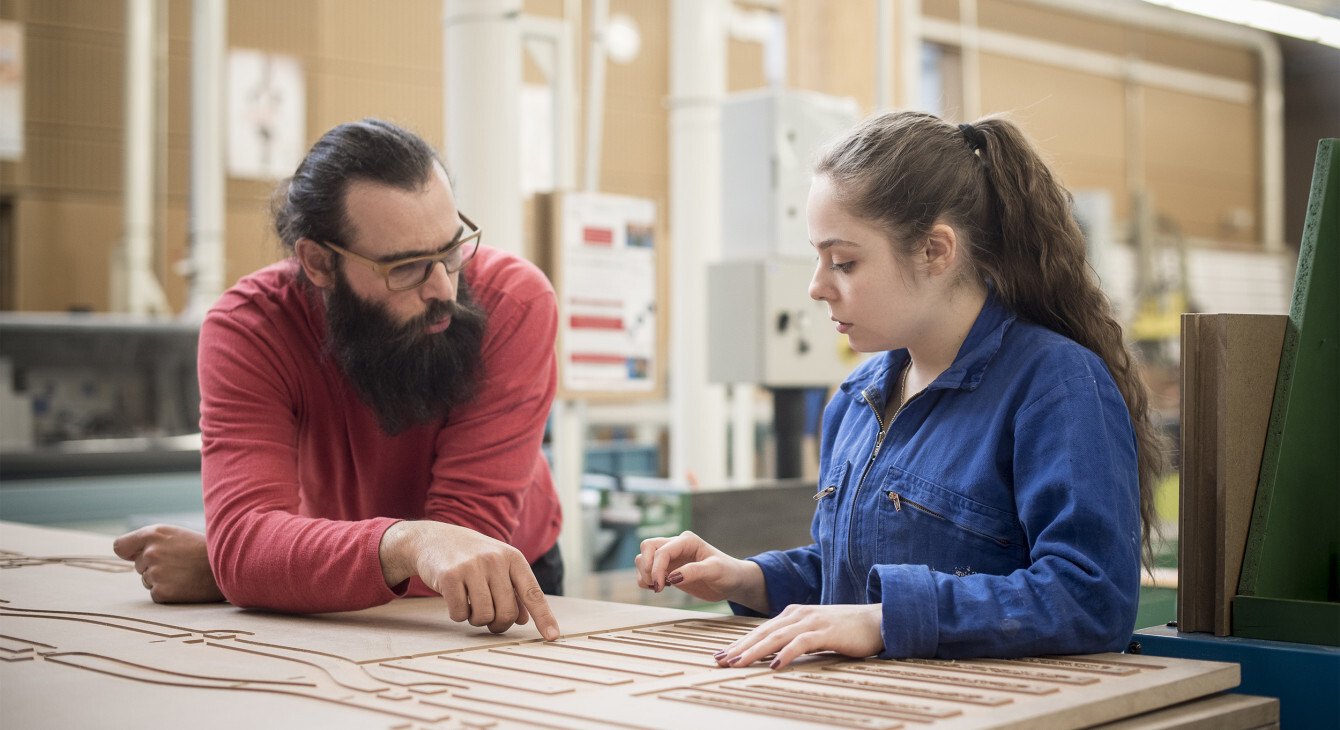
[981, 0, 1127, 58]
[728, 37, 767, 94]
[1135, 28, 1256, 84]
[228, 0, 318, 57]
[315, 0, 441, 71]
[1144, 88, 1258, 243]
[978, 54, 1128, 217]
[306, 69, 442, 145]
[225, 205, 284, 290]
[13, 197, 118, 311]
[785, 0, 877, 114]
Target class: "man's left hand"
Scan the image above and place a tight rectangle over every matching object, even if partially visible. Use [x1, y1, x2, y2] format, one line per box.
[713, 603, 885, 669]
[112, 524, 226, 604]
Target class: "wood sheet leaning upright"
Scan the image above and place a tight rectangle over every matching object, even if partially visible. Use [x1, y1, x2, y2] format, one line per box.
[1178, 312, 1286, 636]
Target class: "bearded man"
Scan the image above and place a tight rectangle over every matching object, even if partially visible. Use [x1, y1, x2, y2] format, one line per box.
[113, 120, 562, 640]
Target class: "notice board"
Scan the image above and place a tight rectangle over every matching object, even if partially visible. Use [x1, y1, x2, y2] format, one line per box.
[549, 192, 662, 400]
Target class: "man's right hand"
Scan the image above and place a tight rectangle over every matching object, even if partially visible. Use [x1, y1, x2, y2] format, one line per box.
[378, 521, 560, 641]
[112, 524, 226, 604]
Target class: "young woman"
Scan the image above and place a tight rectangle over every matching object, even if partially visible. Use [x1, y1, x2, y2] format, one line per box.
[636, 111, 1165, 669]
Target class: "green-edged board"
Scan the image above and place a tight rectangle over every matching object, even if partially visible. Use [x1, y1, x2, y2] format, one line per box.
[1235, 139, 1340, 646]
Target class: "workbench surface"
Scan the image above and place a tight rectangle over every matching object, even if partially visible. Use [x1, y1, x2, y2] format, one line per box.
[1, 521, 1268, 729]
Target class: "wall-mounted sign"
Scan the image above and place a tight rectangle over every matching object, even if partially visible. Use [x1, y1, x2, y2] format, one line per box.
[0, 22, 24, 161]
[554, 192, 658, 396]
[227, 49, 305, 180]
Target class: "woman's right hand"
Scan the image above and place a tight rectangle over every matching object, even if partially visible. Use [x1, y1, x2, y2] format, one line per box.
[634, 531, 768, 612]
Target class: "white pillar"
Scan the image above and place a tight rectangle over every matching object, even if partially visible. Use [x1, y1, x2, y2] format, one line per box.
[897, 0, 922, 111]
[444, 0, 523, 257]
[584, 0, 608, 192]
[115, 0, 168, 315]
[669, 0, 729, 486]
[186, 0, 227, 320]
[876, 0, 896, 111]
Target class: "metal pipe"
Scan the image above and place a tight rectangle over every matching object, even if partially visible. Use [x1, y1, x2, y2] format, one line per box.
[186, 0, 227, 320]
[116, 0, 168, 314]
[584, 0, 608, 192]
[444, 0, 524, 256]
[669, 0, 728, 485]
[876, 0, 895, 110]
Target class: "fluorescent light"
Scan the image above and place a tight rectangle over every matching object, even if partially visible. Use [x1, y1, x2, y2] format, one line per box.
[1140, 0, 1340, 48]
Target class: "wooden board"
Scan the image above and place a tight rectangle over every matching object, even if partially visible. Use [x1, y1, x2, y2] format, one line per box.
[1090, 693, 1278, 729]
[1, 521, 1243, 729]
[1177, 313, 1286, 635]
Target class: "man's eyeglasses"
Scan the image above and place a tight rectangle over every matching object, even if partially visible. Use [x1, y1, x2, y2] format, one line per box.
[322, 212, 483, 292]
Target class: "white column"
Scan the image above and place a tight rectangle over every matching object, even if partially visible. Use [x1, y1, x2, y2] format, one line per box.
[186, 0, 227, 320]
[876, 0, 896, 111]
[444, 0, 523, 256]
[897, 0, 922, 111]
[669, 0, 728, 486]
[115, 0, 169, 315]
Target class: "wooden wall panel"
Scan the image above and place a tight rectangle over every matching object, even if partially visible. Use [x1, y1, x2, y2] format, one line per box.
[1144, 88, 1259, 243]
[0, 0, 1277, 314]
[978, 53, 1129, 217]
[982, 0, 1128, 57]
[12, 197, 117, 311]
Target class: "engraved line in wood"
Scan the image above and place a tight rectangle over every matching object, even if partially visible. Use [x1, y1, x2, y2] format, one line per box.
[781, 671, 1013, 706]
[833, 663, 1058, 694]
[0, 604, 253, 638]
[489, 645, 684, 677]
[719, 679, 963, 720]
[44, 651, 455, 724]
[627, 628, 733, 650]
[1044, 653, 1170, 671]
[381, 657, 574, 695]
[588, 633, 720, 655]
[0, 554, 134, 573]
[897, 657, 1100, 685]
[0, 609, 193, 639]
[673, 619, 762, 635]
[424, 693, 660, 730]
[665, 623, 755, 640]
[548, 638, 709, 668]
[649, 625, 750, 643]
[0, 633, 56, 649]
[658, 689, 903, 730]
[999, 657, 1140, 676]
[364, 663, 472, 692]
[207, 640, 391, 693]
[43, 650, 317, 687]
[448, 651, 634, 686]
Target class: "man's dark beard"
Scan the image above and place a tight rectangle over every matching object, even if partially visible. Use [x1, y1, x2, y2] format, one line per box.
[322, 269, 488, 436]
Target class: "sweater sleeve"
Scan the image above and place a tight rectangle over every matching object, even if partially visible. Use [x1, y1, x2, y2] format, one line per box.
[421, 270, 559, 557]
[868, 373, 1142, 659]
[200, 305, 402, 613]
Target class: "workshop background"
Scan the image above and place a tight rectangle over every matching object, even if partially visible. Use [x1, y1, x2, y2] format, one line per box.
[0, 0, 1337, 627]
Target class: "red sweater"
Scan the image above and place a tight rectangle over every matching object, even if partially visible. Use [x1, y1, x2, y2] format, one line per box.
[199, 246, 562, 612]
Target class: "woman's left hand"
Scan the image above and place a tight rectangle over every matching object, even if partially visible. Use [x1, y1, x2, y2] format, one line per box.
[715, 603, 885, 670]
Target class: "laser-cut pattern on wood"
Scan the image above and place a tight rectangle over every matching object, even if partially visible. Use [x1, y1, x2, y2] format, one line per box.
[1, 524, 1247, 729]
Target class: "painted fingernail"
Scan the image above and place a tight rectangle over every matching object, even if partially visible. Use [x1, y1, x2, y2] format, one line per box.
[727, 655, 743, 665]
[666, 572, 684, 585]
[713, 651, 727, 660]
[769, 658, 781, 670]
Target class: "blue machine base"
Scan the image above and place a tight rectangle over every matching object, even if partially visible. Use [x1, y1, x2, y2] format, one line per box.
[1133, 625, 1340, 728]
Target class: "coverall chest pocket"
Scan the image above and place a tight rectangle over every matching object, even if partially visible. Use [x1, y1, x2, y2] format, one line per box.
[873, 466, 1028, 575]
[812, 462, 850, 564]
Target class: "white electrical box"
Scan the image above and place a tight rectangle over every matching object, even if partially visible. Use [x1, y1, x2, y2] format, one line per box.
[721, 89, 860, 260]
[707, 258, 855, 387]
